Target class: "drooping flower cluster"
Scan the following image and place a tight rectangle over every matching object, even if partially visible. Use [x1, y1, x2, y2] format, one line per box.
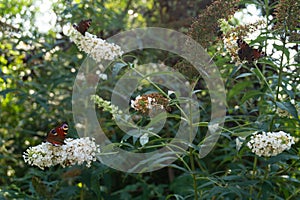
[188, 0, 240, 48]
[23, 137, 100, 170]
[131, 93, 170, 115]
[63, 24, 123, 62]
[247, 131, 294, 157]
[273, 0, 300, 42]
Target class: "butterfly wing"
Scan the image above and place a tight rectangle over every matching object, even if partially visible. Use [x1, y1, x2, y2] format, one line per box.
[73, 19, 92, 35]
[237, 39, 252, 61]
[237, 39, 265, 62]
[46, 122, 68, 146]
[252, 49, 265, 60]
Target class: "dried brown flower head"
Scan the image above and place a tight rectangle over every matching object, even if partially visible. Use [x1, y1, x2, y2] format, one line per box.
[131, 93, 170, 115]
[273, 0, 300, 42]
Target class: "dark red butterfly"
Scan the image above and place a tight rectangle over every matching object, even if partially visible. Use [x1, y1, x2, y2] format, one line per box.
[73, 19, 92, 35]
[46, 122, 68, 146]
[237, 39, 265, 62]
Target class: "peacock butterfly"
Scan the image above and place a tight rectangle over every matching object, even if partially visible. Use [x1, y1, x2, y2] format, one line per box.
[237, 39, 265, 62]
[73, 19, 92, 35]
[46, 122, 68, 146]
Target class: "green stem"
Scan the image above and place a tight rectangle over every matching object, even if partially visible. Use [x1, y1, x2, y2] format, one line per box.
[190, 148, 198, 200]
[120, 59, 199, 198]
[253, 63, 274, 97]
[249, 156, 257, 200]
[188, 94, 198, 200]
[80, 183, 84, 200]
[287, 188, 300, 200]
[257, 164, 269, 199]
[269, 35, 287, 131]
[275, 39, 286, 102]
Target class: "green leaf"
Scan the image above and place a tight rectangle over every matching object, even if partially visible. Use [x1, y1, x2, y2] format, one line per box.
[0, 88, 16, 98]
[273, 44, 290, 58]
[241, 90, 263, 104]
[90, 167, 103, 199]
[112, 62, 128, 77]
[276, 101, 299, 119]
[56, 186, 78, 198]
[145, 112, 167, 129]
[227, 81, 252, 100]
[166, 194, 185, 200]
[31, 176, 52, 199]
[232, 131, 254, 138]
[235, 73, 253, 79]
[251, 68, 264, 83]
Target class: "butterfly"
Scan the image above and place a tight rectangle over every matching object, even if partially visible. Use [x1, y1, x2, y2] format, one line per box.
[46, 122, 68, 146]
[237, 39, 265, 62]
[73, 19, 92, 35]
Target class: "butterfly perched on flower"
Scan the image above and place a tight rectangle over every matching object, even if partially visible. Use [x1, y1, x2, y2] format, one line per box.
[237, 39, 265, 62]
[73, 19, 92, 35]
[46, 122, 68, 146]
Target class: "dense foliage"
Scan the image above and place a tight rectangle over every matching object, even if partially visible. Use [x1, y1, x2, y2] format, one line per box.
[0, 0, 299, 199]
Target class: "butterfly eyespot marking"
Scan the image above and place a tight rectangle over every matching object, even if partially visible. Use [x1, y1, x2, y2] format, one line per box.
[62, 124, 68, 130]
[50, 129, 57, 135]
[237, 39, 246, 47]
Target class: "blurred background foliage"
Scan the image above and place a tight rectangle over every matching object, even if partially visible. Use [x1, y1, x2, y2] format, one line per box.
[0, 0, 299, 199]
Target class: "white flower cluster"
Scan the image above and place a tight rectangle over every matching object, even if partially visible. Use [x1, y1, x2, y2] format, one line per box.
[23, 137, 100, 170]
[63, 24, 123, 62]
[247, 131, 295, 157]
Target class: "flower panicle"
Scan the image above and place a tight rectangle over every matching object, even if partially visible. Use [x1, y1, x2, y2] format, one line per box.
[131, 93, 170, 114]
[91, 95, 123, 118]
[221, 19, 266, 64]
[23, 137, 100, 170]
[63, 24, 123, 62]
[247, 131, 295, 157]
